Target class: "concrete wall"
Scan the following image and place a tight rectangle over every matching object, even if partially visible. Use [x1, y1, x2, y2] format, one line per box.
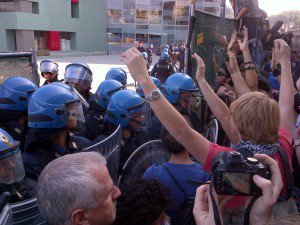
[0, 0, 107, 52]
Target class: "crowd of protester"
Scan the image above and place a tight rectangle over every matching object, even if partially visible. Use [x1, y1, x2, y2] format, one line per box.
[1, 6, 300, 225]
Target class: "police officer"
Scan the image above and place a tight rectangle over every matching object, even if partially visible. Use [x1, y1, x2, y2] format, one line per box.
[0, 77, 38, 151]
[103, 90, 151, 168]
[40, 59, 61, 85]
[149, 73, 201, 139]
[105, 68, 127, 86]
[64, 61, 93, 103]
[146, 44, 153, 66]
[151, 52, 176, 83]
[0, 128, 29, 203]
[142, 52, 150, 70]
[82, 80, 124, 141]
[22, 84, 86, 184]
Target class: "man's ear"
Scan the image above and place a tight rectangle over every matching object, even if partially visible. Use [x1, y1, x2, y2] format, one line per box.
[71, 209, 89, 225]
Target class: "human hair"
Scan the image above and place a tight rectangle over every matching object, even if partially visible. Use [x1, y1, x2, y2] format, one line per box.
[114, 179, 172, 225]
[230, 92, 280, 144]
[160, 116, 191, 154]
[37, 152, 106, 225]
[214, 83, 236, 96]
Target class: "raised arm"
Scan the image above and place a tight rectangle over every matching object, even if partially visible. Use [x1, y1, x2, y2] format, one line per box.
[121, 48, 211, 164]
[276, 39, 293, 133]
[226, 51, 251, 96]
[192, 53, 240, 144]
[238, 26, 258, 91]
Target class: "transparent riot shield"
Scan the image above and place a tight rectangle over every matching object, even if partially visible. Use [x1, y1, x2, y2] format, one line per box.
[0, 51, 39, 86]
[0, 197, 46, 225]
[82, 125, 122, 183]
[118, 140, 171, 187]
[204, 119, 219, 144]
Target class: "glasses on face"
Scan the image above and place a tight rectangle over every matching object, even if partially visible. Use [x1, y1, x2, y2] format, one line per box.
[217, 71, 226, 77]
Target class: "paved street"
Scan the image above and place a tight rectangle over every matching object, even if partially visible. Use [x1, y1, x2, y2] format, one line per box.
[37, 54, 159, 92]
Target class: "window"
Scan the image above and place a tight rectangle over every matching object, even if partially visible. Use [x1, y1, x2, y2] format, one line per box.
[34, 31, 46, 50]
[32, 2, 39, 14]
[71, 2, 79, 18]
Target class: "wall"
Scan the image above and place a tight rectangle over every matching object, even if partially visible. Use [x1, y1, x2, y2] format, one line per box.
[0, 0, 106, 52]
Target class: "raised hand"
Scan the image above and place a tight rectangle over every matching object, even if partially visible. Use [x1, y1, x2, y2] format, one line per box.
[237, 26, 249, 52]
[227, 30, 237, 51]
[121, 47, 149, 83]
[192, 53, 206, 81]
[226, 50, 240, 75]
[274, 39, 291, 64]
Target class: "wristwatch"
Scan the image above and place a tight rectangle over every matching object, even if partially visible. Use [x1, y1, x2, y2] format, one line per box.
[145, 89, 161, 102]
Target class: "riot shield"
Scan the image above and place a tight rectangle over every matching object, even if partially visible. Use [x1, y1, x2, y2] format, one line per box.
[0, 197, 46, 225]
[82, 125, 122, 183]
[0, 51, 39, 86]
[118, 140, 171, 187]
[204, 119, 219, 144]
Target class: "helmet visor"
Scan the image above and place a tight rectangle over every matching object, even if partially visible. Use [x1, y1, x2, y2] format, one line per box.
[0, 150, 25, 184]
[65, 65, 92, 89]
[128, 102, 151, 131]
[69, 85, 90, 111]
[66, 101, 86, 132]
[40, 61, 57, 73]
[179, 91, 198, 109]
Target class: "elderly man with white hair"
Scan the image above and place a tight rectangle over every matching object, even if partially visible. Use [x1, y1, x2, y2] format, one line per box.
[37, 152, 121, 225]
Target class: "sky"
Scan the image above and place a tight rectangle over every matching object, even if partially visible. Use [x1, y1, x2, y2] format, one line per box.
[226, 0, 300, 16]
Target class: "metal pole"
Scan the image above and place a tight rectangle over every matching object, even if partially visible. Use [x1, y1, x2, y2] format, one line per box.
[219, 0, 226, 36]
[184, 0, 196, 75]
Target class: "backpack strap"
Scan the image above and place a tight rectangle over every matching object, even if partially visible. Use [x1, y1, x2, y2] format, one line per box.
[162, 165, 189, 198]
[277, 146, 294, 200]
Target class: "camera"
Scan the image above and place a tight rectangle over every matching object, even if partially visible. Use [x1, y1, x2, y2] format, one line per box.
[212, 151, 271, 196]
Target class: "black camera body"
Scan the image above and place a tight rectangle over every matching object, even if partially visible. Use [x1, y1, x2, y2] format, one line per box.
[212, 151, 271, 196]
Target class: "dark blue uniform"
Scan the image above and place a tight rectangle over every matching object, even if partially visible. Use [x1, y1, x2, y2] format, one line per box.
[151, 60, 176, 83]
[22, 136, 80, 183]
[0, 121, 28, 152]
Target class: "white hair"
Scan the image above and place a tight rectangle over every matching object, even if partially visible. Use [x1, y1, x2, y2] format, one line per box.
[37, 152, 107, 225]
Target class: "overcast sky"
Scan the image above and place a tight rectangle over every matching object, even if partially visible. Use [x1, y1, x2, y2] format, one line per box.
[226, 0, 300, 16]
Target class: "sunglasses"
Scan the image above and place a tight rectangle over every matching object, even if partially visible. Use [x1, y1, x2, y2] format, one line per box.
[217, 71, 227, 77]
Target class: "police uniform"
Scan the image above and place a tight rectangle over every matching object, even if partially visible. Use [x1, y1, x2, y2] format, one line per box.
[0, 121, 27, 152]
[151, 60, 176, 83]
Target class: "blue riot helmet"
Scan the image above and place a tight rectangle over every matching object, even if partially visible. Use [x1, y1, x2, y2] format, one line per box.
[163, 48, 169, 53]
[93, 80, 124, 109]
[160, 52, 169, 61]
[142, 52, 148, 60]
[0, 128, 25, 186]
[105, 68, 127, 86]
[163, 73, 198, 107]
[28, 85, 85, 132]
[40, 59, 59, 77]
[64, 61, 93, 90]
[105, 90, 151, 130]
[49, 82, 90, 112]
[163, 45, 169, 49]
[0, 77, 38, 119]
[136, 76, 163, 98]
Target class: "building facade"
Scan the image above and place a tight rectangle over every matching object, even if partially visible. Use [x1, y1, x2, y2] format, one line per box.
[0, 0, 107, 53]
[107, 0, 221, 53]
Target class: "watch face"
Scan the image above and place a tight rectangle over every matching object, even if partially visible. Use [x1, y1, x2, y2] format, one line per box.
[153, 90, 160, 99]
